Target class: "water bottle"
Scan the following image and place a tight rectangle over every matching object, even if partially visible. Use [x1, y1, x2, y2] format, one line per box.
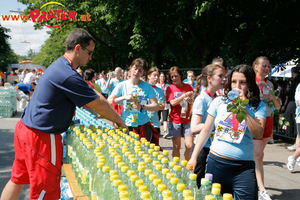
[173, 165, 184, 183]
[204, 173, 213, 192]
[176, 183, 185, 200]
[170, 177, 179, 199]
[180, 100, 188, 118]
[131, 109, 139, 127]
[157, 184, 167, 200]
[200, 178, 211, 197]
[211, 188, 223, 200]
[182, 189, 192, 200]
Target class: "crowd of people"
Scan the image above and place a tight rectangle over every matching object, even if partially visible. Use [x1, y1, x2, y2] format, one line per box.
[1, 28, 300, 200]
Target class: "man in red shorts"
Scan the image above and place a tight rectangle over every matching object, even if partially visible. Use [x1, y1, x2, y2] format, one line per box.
[1, 28, 127, 200]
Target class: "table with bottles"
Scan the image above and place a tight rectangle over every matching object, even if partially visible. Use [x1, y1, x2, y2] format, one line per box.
[62, 107, 234, 200]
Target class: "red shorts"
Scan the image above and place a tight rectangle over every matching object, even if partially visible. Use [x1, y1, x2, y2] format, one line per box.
[11, 120, 63, 200]
[253, 116, 274, 140]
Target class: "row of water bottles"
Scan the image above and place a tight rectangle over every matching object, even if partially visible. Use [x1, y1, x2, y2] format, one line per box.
[62, 107, 233, 200]
[0, 86, 17, 118]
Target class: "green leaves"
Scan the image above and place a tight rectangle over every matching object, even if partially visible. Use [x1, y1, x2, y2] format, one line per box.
[225, 98, 249, 123]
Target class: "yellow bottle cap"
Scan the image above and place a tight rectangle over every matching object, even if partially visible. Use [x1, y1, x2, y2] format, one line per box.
[212, 183, 221, 189]
[102, 166, 110, 172]
[170, 177, 178, 185]
[189, 173, 197, 180]
[169, 161, 176, 168]
[205, 195, 215, 200]
[110, 175, 118, 181]
[145, 157, 152, 163]
[128, 154, 135, 159]
[149, 174, 157, 181]
[153, 178, 162, 186]
[125, 152, 131, 157]
[139, 185, 148, 192]
[110, 170, 118, 176]
[150, 143, 155, 149]
[113, 179, 121, 187]
[138, 151, 145, 157]
[97, 162, 104, 169]
[130, 158, 137, 163]
[145, 141, 150, 146]
[181, 160, 187, 166]
[118, 162, 125, 168]
[130, 174, 139, 182]
[211, 188, 221, 196]
[155, 164, 162, 171]
[162, 190, 172, 197]
[114, 158, 121, 164]
[152, 152, 159, 158]
[144, 169, 152, 176]
[152, 160, 160, 166]
[98, 158, 105, 164]
[154, 146, 160, 151]
[158, 184, 167, 192]
[138, 165, 145, 171]
[174, 165, 181, 172]
[177, 183, 185, 191]
[148, 149, 154, 154]
[166, 173, 174, 180]
[121, 166, 129, 172]
[223, 193, 233, 200]
[161, 158, 169, 164]
[127, 170, 135, 177]
[163, 150, 169, 156]
[138, 161, 145, 166]
[122, 149, 128, 153]
[183, 189, 192, 197]
[173, 157, 180, 163]
[119, 191, 129, 198]
[157, 155, 164, 160]
[141, 191, 150, 198]
[162, 168, 169, 175]
[135, 179, 144, 187]
[143, 154, 149, 159]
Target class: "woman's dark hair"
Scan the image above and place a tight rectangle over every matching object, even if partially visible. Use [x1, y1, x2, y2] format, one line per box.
[84, 68, 95, 81]
[224, 64, 261, 109]
[168, 66, 184, 83]
[146, 67, 160, 82]
[212, 56, 228, 70]
[65, 28, 95, 52]
[159, 72, 166, 83]
[194, 64, 224, 101]
[101, 70, 107, 76]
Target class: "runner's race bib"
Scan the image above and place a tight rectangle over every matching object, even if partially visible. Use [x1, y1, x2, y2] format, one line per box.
[215, 113, 247, 144]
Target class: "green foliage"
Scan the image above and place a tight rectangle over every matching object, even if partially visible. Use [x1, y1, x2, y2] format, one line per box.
[226, 99, 249, 123]
[18, 0, 300, 71]
[0, 23, 18, 71]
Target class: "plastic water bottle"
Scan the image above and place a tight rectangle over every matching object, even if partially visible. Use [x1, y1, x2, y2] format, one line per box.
[211, 188, 223, 200]
[186, 173, 198, 197]
[173, 165, 184, 183]
[112, 179, 122, 200]
[166, 173, 174, 189]
[152, 178, 162, 197]
[148, 174, 157, 194]
[96, 166, 110, 199]
[161, 168, 170, 185]
[200, 178, 211, 197]
[176, 183, 185, 200]
[157, 184, 167, 200]
[183, 164, 194, 185]
[138, 185, 148, 199]
[204, 173, 213, 192]
[170, 177, 179, 199]
[128, 175, 139, 199]
[182, 189, 192, 200]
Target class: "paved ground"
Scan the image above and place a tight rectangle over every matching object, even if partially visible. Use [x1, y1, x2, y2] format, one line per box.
[0, 111, 300, 199]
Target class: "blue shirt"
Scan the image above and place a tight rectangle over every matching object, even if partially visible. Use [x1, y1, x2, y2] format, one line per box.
[208, 97, 267, 160]
[16, 82, 32, 91]
[147, 86, 165, 128]
[108, 78, 123, 95]
[295, 83, 300, 123]
[111, 80, 156, 127]
[183, 79, 197, 90]
[192, 91, 213, 148]
[96, 78, 109, 94]
[21, 56, 99, 134]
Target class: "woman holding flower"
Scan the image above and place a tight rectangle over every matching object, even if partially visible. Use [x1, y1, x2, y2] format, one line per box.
[108, 58, 160, 144]
[188, 64, 266, 200]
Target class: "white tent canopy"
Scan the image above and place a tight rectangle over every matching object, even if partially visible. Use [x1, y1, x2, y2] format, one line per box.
[271, 59, 298, 78]
[8, 63, 46, 72]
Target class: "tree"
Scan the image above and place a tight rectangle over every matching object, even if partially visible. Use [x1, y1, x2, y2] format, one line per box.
[0, 23, 18, 72]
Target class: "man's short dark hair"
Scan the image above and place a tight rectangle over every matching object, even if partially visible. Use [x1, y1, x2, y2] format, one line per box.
[65, 28, 96, 52]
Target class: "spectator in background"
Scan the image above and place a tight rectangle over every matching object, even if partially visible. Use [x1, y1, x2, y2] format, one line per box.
[166, 66, 194, 160]
[93, 73, 101, 93]
[83, 69, 98, 119]
[23, 69, 38, 84]
[0, 70, 4, 86]
[183, 71, 197, 90]
[106, 67, 123, 96]
[15, 82, 36, 111]
[212, 56, 229, 95]
[96, 70, 109, 99]
[156, 72, 171, 139]
[283, 65, 300, 138]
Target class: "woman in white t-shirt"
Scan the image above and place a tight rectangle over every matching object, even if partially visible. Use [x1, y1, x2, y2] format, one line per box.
[188, 64, 266, 200]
